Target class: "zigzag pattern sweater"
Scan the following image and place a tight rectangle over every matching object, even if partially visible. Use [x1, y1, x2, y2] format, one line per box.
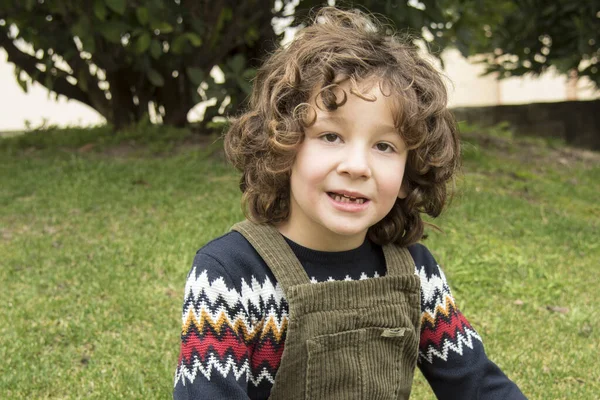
[173, 231, 526, 400]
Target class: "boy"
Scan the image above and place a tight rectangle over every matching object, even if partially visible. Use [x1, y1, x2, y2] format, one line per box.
[174, 7, 527, 400]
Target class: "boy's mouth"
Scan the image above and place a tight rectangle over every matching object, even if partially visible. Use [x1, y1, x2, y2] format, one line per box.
[327, 192, 368, 204]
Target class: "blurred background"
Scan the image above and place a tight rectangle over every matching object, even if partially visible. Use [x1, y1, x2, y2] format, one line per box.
[1, 0, 599, 145]
[1, 1, 599, 399]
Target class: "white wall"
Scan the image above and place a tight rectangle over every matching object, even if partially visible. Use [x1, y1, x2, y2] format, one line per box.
[0, 47, 598, 132]
[441, 49, 501, 107]
[442, 48, 599, 107]
[0, 49, 105, 132]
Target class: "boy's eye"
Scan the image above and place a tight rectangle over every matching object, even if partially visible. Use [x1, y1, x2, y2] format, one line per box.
[322, 133, 340, 143]
[376, 142, 395, 152]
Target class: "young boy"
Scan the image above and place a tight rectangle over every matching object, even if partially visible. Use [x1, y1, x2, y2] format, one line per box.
[174, 7, 527, 400]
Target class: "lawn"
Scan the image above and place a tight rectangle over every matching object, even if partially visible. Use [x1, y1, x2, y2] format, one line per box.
[0, 124, 598, 399]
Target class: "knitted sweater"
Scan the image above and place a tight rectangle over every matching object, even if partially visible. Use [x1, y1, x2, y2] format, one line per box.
[173, 231, 526, 400]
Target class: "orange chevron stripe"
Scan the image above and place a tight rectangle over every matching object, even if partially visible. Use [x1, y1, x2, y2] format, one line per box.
[182, 310, 288, 343]
[420, 295, 457, 326]
[261, 315, 288, 343]
[182, 310, 200, 336]
[182, 310, 236, 336]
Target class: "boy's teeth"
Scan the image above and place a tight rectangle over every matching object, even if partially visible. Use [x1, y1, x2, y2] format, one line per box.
[331, 193, 365, 204]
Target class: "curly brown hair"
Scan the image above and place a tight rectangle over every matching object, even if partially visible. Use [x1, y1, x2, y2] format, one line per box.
[224, 6, 460, 247]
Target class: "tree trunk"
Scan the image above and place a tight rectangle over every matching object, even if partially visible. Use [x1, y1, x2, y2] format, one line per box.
[107, 70, 138, 130]
[160, 74, 193, 128]
[162, 107, 190, 127]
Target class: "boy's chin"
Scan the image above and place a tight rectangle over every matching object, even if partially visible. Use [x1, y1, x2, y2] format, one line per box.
[324, 224, 370, 240]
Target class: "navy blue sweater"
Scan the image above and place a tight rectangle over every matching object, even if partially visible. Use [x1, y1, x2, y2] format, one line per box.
[174, 231, 526, 399]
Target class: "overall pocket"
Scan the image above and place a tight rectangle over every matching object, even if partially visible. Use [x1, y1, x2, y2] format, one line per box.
[305, 327, 417, 400]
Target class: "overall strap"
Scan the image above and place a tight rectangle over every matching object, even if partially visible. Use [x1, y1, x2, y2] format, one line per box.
[382, 244, 416, 277]
[231, 220, 312, 290]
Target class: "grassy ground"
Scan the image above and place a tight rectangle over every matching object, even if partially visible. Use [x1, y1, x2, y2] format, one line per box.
[1, 124, 598, 399]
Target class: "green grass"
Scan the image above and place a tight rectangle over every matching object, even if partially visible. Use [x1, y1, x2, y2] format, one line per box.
[1, 124, 599, 399]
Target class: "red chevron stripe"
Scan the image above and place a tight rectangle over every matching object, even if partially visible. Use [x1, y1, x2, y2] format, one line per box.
[419, 311, 472, 349]
[249, 338, 285, 371]
[179, 329, 248, 364]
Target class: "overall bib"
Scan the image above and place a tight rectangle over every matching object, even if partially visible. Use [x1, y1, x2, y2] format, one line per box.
[232, 221, 421, 400]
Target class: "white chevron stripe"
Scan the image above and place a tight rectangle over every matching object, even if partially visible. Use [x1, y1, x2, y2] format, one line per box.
[309, 270, 381, 283]
[183, 268, 288, 330]
[240, 275, 286, 306]
[185, 268, 286, 310]
[420, 293, 455, 321]
[418, 327, 482, 364]
[175, 353, 252, 386]
[416, 264, 453, 312]
[175, 353, 277, 387]
[185, 268, 241, 305]
[248, 367, 276, 386]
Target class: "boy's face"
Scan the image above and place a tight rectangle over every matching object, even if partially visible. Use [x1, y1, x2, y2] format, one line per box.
[277, 79, 408, 251]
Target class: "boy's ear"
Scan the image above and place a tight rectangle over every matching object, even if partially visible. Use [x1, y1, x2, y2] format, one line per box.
[398, 181, 409, 199]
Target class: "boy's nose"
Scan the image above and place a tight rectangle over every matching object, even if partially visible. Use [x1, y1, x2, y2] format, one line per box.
[336, 147, 372, 179]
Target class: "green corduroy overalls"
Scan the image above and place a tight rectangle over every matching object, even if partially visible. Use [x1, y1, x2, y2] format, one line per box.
[232, 220, 421, 400]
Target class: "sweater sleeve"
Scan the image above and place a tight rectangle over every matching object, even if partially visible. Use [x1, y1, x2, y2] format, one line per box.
[413, 245, 527, 400]
[173, 252, 252, 400]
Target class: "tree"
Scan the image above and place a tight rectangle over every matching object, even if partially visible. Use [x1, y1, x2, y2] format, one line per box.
[434, 0, 600, 88]
[0, 0, 280, 129]
[0, 0, 464, 129]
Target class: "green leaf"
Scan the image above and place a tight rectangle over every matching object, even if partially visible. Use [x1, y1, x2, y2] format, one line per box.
[81, 36, 96, 53]
[71, 16, 96, 53]
[150, 40, 162, 59]
[24, 0, 35, 12]
[94, 0, 108, 21]
[406, 8, 424, 30]
[17, 78, 29, 93]
[150, 22, 174, 34]
[171, 33, 203, 54]
[136, 7, 149, 26]
[236, 77, 252, 95]
[186, 67, 205, 85]
[14, 67, 29, 93]
[78, 70, 89, 93]
[147, 68, 164, 87]
[44, 73, 54, 92]
[185, 33, 203, 47]
[244, 27, 259, 45]
[171, 35, 188, 55]
[190, 19, 204, 35]
[456, 26, 473, 51]
[216, 7, 233, 32]
[135, 33, 151, 54]
[106, 0, 126, 15]
[130, 28, 145, 37]
[542, 4, 557, 18]
[98, 21, 128, 44]
[242, 68, 256, 80]
[192, 89, 202, 104]
[227, 54, 245, 74]
[71, 17, 90, 39]
[422, 1, 445, 22]
[62, 49, 77, 61]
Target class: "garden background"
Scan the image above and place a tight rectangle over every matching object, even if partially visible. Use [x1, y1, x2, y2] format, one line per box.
[1, 1, 599, 399]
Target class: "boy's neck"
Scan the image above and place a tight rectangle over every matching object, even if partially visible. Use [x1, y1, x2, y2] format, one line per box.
[275, 221, 367, 252]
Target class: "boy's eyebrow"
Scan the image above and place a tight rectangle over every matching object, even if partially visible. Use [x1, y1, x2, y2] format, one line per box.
[312, 115, 345, 125]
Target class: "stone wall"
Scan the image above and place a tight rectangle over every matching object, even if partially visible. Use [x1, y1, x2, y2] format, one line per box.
[451, 100, 600, 150]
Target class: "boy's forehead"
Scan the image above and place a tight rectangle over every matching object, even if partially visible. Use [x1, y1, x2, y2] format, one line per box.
[310, 76, 377, 99]
[307, 78, 401, 123]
